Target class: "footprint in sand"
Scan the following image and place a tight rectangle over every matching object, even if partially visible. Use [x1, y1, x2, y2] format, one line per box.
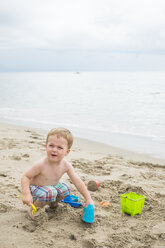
[69, 234, 77, 240]
[28, 139, 35, 142]
[120, 174, 133, 180]
[10, 153, 30, 160]
[45, 206, 58, 220]
[10, 154, 22, 160]
[22, 153, 30, 158]
[22, 222, 38, 232]
[25, 130, 31, 133]
[0, 173, 7, 177]
[82, 240, 96, 248]
[30, 136, 40, 140]
[0, 203, 10, 213]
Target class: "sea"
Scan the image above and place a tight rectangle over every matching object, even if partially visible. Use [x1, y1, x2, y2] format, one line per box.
[0, 71, 165, 159]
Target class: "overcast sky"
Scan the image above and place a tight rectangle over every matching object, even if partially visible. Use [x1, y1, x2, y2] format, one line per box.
[0, 0, 165, 71]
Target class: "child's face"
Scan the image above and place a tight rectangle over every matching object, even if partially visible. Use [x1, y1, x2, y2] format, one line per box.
[46, 134, 70, 162]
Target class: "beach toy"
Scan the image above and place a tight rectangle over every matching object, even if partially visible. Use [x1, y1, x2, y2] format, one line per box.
[99, 201, 110, 207]
[120, 192, 145, 216]
[30, 203, 38, 215]
[21, 196, 38, 215]
[82, 204, 94, 223]
[65, 194, 79, 202]
[61, 194, 83, 208]
[87, 180, 100, 191]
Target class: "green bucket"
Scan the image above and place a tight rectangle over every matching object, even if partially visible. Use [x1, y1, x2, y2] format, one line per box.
[120, 192, 145, 216]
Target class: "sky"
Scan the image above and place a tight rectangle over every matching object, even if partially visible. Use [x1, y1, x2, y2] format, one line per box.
[0, 0, 165, 72]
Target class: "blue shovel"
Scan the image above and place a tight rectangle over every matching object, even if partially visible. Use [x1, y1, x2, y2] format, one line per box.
[62, 194, 83, 207]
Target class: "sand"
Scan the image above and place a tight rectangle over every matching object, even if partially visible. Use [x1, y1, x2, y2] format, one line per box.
[0, 122, 165, 248]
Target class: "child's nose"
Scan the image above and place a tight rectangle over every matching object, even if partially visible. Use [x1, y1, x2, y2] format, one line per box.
[53, 146, 58, 152]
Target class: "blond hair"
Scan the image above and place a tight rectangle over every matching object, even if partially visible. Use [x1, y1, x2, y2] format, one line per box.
[46, 127, 73, 149]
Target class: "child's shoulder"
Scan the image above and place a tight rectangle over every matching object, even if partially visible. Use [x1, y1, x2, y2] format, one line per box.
[32, 157, 47, 168]
[63, 159, 73, 168]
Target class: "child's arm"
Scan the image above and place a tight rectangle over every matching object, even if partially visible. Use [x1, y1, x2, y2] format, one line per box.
[67, 163, 93, 206]
[21, 163, 41, 206]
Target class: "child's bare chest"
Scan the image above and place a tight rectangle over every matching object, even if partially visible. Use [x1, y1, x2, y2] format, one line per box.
[41, 164, 66, 185]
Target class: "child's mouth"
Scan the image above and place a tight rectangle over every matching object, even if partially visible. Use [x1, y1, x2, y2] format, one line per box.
[51, 154, 57, 157]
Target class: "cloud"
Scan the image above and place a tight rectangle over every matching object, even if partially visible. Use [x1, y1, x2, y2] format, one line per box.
[0, 0, 165, 52]
[0, 0, 165, 71]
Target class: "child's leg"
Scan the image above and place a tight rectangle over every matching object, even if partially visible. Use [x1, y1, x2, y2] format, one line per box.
[48, 182, 71, 208]
[55, 182, 71, 201]
[28, 184, 71, 218]
[29, 185, 58, 219]
[30, 185, 58, 202]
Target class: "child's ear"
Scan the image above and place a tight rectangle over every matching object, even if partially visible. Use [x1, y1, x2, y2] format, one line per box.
[66, 149, 71, 156]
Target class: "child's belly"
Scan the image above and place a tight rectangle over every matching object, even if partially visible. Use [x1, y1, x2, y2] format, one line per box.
[30, 174, 60, 186]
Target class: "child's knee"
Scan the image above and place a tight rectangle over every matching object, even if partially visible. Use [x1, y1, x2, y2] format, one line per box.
[38, 187, 58, 201]
[60, 183, 71, 198]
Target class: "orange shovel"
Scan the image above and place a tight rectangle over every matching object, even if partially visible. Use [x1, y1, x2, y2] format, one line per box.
[99, 201, 110, 207]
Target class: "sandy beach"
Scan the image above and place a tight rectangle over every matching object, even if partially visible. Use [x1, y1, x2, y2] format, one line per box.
[0, 122, 165, 248]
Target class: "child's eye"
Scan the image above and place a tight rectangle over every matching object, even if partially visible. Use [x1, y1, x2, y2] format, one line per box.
[49, 144, 53, 147]
[58, 147, 63, 150]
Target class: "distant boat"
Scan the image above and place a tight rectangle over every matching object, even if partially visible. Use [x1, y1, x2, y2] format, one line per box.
[75, 72, 80, 74]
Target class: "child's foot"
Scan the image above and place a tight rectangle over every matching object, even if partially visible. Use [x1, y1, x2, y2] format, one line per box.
[28, 206, 35, 220]
[49, 202, 58, 209]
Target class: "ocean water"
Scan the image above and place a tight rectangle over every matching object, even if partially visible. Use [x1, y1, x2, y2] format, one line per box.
[0, 72, 165, 159]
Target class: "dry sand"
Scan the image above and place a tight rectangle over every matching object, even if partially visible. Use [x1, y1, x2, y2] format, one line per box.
[0, 122, 165, 248]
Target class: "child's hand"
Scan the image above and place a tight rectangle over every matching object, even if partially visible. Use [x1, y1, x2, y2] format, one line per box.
[22, 194, 33, 206]
[85, 198, 94, 207]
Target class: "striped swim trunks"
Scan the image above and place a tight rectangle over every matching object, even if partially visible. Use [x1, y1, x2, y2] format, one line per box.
[30, 182, 71, 202]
